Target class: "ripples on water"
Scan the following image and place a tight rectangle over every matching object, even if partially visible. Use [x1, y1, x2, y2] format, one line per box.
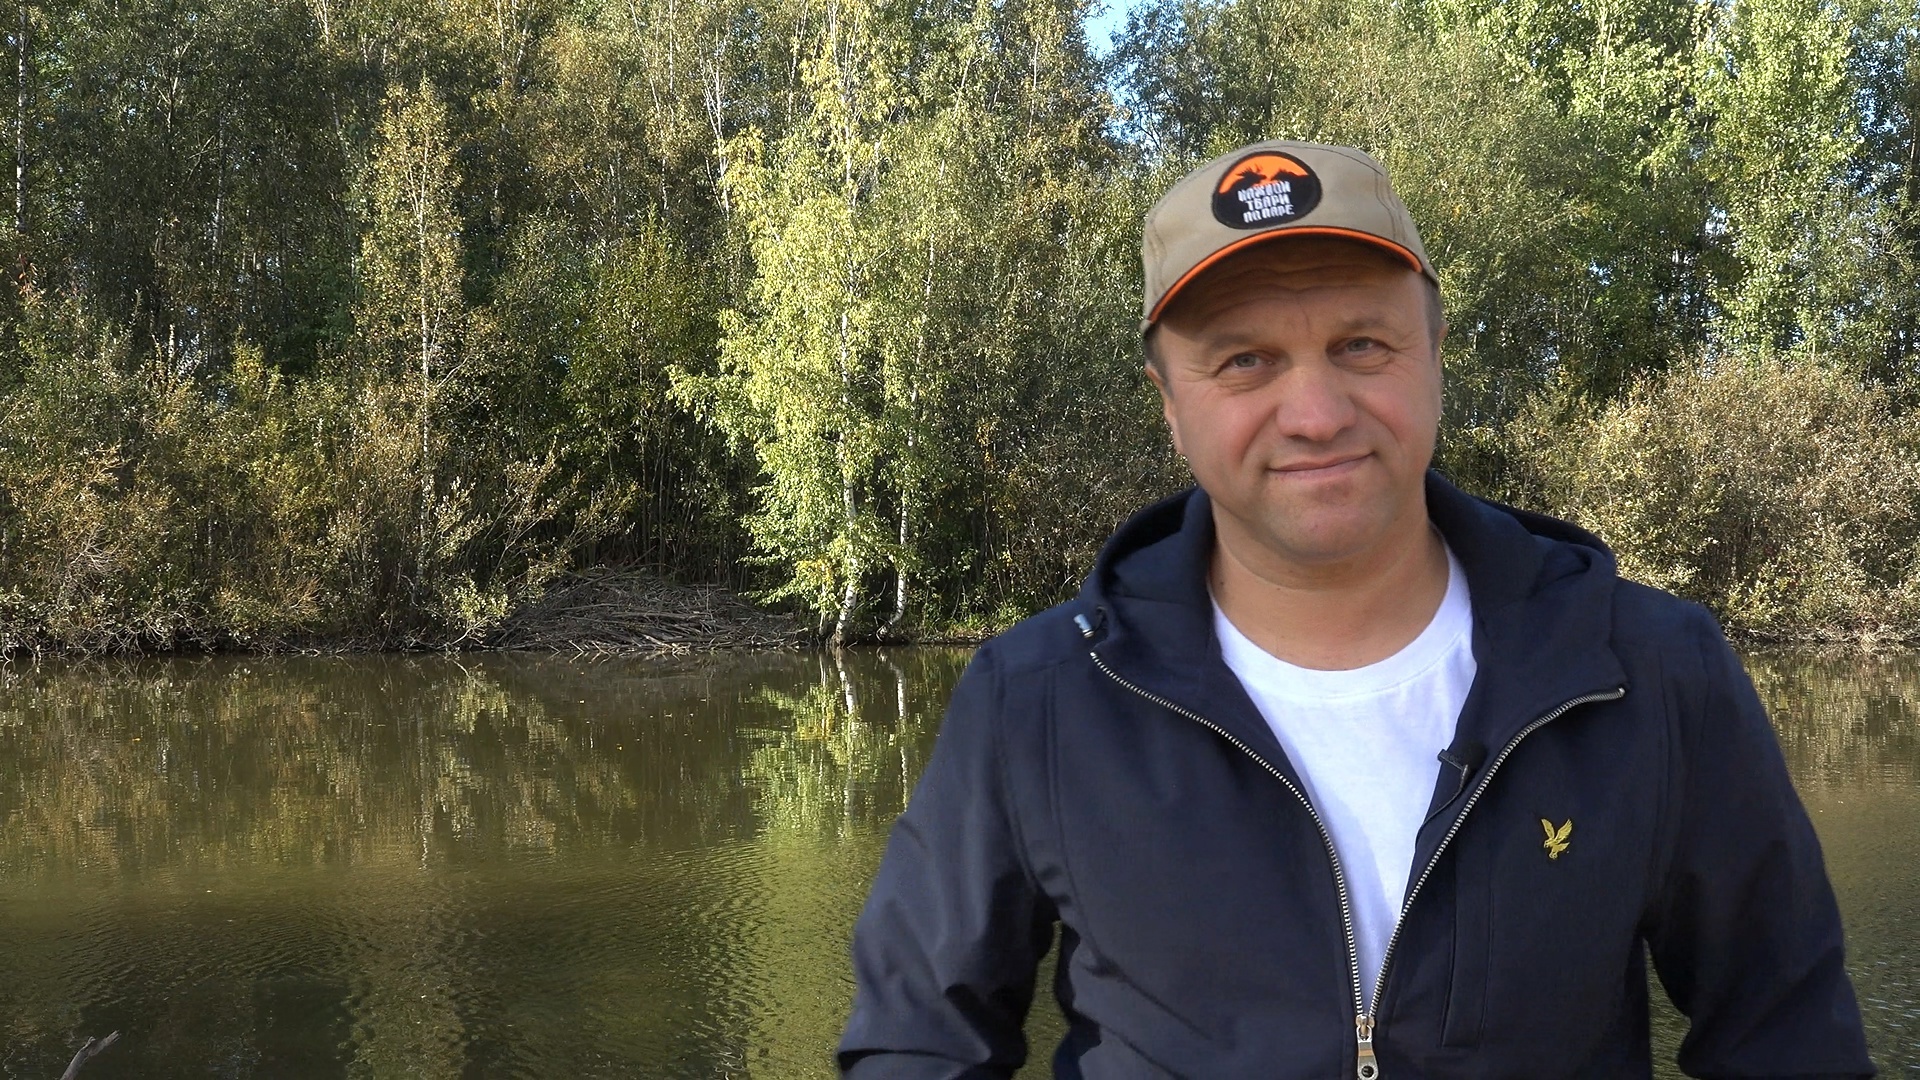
[0, 650, 944, 1078]
[0, 648, 1913, 1077]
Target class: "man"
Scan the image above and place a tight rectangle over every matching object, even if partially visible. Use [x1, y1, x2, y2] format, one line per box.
[837, 141, 1874, 1078]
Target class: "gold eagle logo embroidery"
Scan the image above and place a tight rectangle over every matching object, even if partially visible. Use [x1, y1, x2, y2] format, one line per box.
[1541, 818, 1573, 859]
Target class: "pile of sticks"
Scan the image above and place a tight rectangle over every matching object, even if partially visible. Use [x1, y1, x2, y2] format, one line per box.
[491, 568, 802, 654]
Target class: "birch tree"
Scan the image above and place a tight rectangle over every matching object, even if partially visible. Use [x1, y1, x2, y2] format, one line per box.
[688, 0, 901, 643]
[358, 77, 467, 579]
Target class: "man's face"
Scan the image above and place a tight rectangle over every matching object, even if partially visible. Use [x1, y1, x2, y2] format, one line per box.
[1146, 238, 1443, 576]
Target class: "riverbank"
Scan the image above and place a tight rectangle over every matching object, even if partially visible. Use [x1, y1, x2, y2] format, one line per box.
[0, 568, 802, 659]
[14, 351, 1920, 657]
[490, 568, 805, 654]
[0, 568, 1016, 658]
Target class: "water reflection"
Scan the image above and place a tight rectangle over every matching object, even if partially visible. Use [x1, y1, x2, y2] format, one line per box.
[744, 652, 936, 838]
[0, 650, 959, 1078]
[0, 648, 1912, 1077]
[1739, 652, 1920, 1074]
[1632, 651, 1920, 1076]
[1745, 651, 1920, 788]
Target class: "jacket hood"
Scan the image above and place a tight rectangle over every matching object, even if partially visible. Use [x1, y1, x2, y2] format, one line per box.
[1075, 472, 1630, 775]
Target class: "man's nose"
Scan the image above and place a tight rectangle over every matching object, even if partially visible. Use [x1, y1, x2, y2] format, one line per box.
[1271, 360, 1356, 442]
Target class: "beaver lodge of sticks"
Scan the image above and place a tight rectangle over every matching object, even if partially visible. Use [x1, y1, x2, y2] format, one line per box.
[491, 568, 803, 655]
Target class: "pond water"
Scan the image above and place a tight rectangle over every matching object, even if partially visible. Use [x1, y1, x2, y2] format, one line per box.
[0, 649, 1913, 1077]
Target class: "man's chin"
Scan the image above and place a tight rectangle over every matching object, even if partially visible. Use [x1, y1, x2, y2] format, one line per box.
[1214, 494, 1410, 568]
[1241, 517, 1389, 569]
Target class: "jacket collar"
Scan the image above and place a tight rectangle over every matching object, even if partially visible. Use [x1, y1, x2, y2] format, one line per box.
[1080, 472, 1629, 769]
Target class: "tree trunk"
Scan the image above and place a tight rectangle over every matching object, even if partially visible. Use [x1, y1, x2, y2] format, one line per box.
[832, 291, 861, 646]
[704, 54, 730, 218]
[834, 470, 860, 646]
[14, 0, 26, 240]
[416, 138, 434, 581]
[885, 220, 938, 637]
[884, 498, 907, 635]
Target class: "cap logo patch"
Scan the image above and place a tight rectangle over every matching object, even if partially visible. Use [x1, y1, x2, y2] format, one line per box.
[1211, 151, 1322, 229]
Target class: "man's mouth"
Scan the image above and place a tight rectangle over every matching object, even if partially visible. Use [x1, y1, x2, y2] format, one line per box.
[1272, 454, 1367, 478]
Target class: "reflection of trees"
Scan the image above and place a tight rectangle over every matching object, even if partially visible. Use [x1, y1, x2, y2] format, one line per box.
[0, 649, 967, 1077]
[1743, 651, 1920, 787]
[7, 646, 1901, 1076]
[0, 646, 974, 873]
[1742, 652, 1920, 1075]
[0, 653, 805, 877]
[735, 649, 961, 1079]
[0, 653, 754, 1076]
[742, 651, 941, 837]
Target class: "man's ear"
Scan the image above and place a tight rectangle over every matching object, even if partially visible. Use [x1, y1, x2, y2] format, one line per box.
[1144, 362, 1184, 457]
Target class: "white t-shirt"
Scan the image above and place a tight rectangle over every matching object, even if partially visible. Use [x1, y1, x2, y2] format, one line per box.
[1213, 545, 1475, 1009]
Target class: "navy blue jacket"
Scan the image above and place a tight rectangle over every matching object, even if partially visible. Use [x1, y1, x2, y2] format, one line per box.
[840, 475, 1874, 1078]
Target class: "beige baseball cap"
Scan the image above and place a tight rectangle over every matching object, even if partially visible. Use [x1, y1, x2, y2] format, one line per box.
[1140, 140, 1437, 331]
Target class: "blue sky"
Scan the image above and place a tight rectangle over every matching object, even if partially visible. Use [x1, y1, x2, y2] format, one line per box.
[1084, 0, 1140, 55]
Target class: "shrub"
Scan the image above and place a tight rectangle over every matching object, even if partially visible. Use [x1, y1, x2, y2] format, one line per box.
[1497, 357, 1920, 643]
[0, 290, 579, 653]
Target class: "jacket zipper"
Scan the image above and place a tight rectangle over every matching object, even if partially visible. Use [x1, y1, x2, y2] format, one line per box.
[1088, 652, 1368, 1064]
[1363, 686, 1625, 1046]
[1090, 645, 1622, 1080]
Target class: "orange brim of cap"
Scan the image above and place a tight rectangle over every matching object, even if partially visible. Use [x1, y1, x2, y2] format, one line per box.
[1146, 226, 1427, 326]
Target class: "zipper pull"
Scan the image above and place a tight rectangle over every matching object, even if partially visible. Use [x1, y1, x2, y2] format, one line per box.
[1355, 1014, 1379, 1080]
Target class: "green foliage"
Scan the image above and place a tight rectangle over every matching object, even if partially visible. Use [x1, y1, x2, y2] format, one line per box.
[1499, 359, 1920, 642]
[359, 78, 467, 386]
[689, 3, 899, 636]
[1697, 0, 1872, 361]
[0, 289, 575, 652]
[11, 0, 1920, 648]
[689, 0, 1171, 640]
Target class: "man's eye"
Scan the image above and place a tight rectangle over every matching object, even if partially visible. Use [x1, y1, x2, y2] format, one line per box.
[1225, 353, 1262, 369]
[1343, 338, 1379, 353]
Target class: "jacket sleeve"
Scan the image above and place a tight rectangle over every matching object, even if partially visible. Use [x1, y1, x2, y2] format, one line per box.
[837, 644, 1058, 1079]
[1643, 611, 1875, 1078]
